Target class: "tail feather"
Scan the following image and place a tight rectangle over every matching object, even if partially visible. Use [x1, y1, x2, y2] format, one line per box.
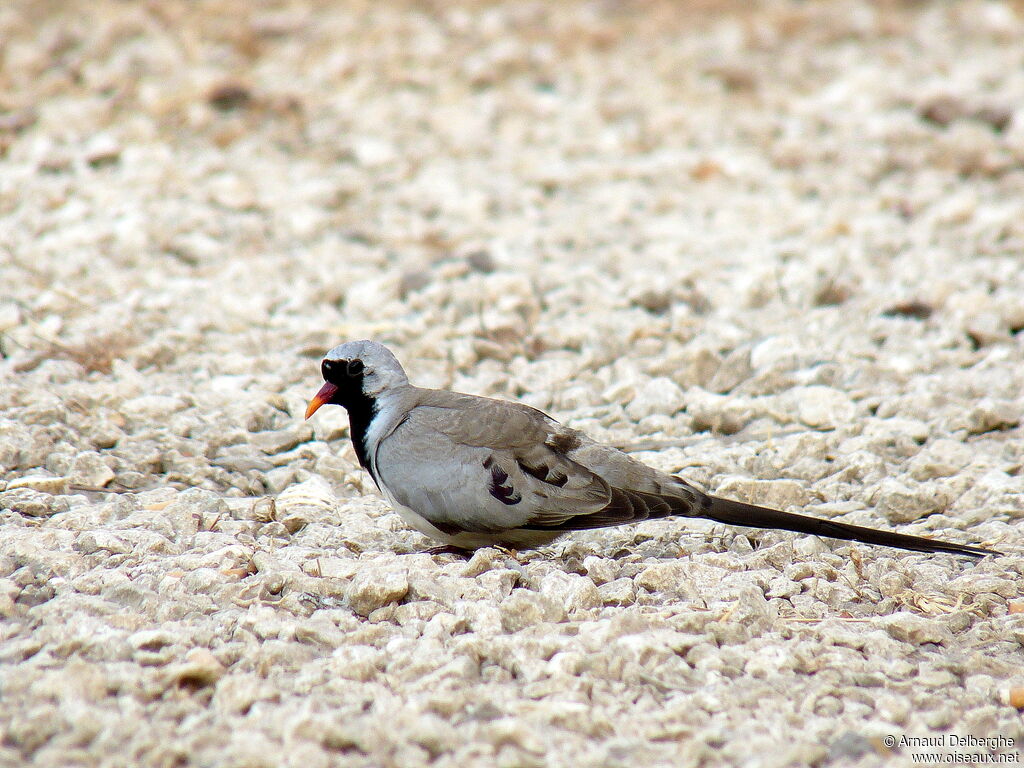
[704, 495, 999, 558]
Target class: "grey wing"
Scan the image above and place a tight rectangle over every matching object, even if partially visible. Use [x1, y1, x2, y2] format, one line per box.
[374, 402, 610, 534]
[375, 395, 704, 534]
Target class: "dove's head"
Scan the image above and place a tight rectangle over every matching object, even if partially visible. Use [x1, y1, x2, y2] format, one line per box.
[305, 340, 409, 418]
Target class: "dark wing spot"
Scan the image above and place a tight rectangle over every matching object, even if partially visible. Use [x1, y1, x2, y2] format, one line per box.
[548, 471, 568, 487]
[517, 459, 547, 482]
[547, 431, 581, 454]
[486, 458, 522, 505]
[517, 458, 569, 488]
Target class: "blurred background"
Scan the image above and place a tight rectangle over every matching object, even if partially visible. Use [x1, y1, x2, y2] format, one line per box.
[3, 0, 1024, 492]
[2, 0, 1023, 492]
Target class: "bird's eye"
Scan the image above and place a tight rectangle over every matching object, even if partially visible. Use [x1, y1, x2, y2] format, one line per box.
[322, 359, 350, 382]
[347, 359, 364, 377]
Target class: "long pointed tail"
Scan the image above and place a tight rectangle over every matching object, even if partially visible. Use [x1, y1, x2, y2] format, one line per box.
[704, 495, 999, 558]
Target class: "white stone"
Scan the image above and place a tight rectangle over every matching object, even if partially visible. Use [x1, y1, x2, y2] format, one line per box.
[346, 563, 409, 617]
[791, 386, 856, 429]
[874, 478, 951, 523]
[625, 377, 687, 421]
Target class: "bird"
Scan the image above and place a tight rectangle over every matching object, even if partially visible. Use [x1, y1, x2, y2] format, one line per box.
[304, 340, 998, 558]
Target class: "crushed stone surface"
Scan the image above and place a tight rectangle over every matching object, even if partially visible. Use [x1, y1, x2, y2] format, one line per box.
[2, 1, 1024, 766]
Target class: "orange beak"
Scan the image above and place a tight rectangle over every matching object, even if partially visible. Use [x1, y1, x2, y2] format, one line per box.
[305, 382, 339, 419]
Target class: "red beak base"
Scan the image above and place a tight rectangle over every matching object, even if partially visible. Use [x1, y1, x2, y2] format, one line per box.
[305, 381, 339, 419]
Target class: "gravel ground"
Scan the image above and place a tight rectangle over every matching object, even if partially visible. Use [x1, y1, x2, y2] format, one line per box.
[3, 1, 1024, 766]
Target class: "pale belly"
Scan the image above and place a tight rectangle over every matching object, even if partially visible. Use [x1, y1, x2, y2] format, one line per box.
[380, 487, 562, 550]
